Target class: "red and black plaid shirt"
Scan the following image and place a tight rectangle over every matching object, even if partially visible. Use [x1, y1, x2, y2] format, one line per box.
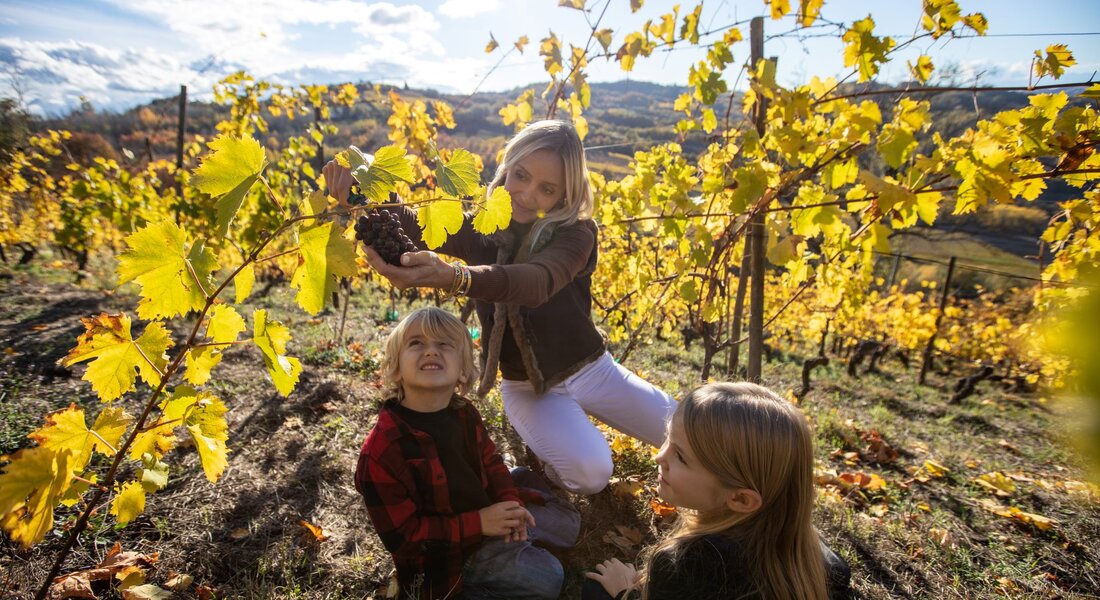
[354, 398, 521, 599]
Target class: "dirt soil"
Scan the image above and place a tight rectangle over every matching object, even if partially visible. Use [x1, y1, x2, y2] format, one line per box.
[1, 269, 1098, 599]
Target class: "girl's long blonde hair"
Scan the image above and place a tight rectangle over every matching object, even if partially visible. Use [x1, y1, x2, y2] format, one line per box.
[380, 307, 478, 403]
[487, 119, 594, 251]
[641, 382, 828, 600]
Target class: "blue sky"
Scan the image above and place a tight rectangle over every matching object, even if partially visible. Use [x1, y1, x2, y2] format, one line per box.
[2, 0, 1098, 116]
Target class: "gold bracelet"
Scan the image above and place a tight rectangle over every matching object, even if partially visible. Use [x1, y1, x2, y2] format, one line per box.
[459, 265, 472, 296]
[442, 261, 462, 298]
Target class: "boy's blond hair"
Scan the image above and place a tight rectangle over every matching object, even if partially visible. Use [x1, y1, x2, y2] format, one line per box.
[380, 307, 478, 402]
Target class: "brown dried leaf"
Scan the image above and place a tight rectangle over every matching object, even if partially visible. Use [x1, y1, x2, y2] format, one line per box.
[298, 518, 328, 542]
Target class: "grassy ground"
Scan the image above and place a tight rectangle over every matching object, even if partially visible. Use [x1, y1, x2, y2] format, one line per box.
[1, 262, 1098, 599]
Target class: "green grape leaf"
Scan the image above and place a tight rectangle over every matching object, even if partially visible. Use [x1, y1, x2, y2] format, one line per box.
[436, 148, 481, 198]
[0, 446, 77, 548]
[61, 313, 172, 402]
[679, 279, 699, 303]
[191, 135, 266, 237]
[253, 309, 302, 396]
[291, 222, 359, 315]
[877, 125, 917, 169]
[473, 187, 513, 235]
[349, 145, 416, 204]
[118, 221, 218, 320]
[418, 199, 465, 249]
[110, 480, 145, 525]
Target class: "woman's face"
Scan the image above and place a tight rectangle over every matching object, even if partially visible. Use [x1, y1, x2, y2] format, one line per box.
[504, 148, 566, 224]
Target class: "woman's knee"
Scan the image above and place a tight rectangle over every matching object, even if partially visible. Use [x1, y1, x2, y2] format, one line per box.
[556, 454, 613, 494]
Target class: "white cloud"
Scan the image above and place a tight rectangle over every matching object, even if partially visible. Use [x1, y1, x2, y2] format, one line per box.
[0, 37, 219, 115]
[439, 0, 500, 19]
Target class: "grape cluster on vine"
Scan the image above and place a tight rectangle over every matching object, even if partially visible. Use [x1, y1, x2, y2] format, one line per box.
[354, 207, 418, 266]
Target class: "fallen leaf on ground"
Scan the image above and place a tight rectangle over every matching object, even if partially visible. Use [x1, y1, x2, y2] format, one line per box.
[299, 518, 328, 542]
[974, 472, 1016, 497]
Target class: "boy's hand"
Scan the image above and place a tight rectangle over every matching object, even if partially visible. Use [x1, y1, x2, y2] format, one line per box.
[502, 507, 535, 543]
[585, 558, 638, 598]
[478, 501, 533, 539]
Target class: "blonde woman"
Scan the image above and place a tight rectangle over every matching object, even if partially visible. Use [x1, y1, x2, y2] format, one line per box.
[584, 382, 851, 600]
[328, 120, 675, 495]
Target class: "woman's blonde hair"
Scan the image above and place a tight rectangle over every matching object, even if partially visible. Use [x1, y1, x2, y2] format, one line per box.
[380, 307, 478, 403]
[487, 119, 594, 251]
[641, 382, 828, 600]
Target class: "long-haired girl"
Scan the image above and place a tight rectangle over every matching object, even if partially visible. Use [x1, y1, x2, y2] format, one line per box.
[584, 382, 850, 599]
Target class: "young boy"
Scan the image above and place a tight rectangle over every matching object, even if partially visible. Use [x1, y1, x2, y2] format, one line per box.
[355, 307, 577, 599]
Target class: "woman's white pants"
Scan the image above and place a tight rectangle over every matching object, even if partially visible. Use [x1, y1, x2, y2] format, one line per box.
[500, 352, 676, 495]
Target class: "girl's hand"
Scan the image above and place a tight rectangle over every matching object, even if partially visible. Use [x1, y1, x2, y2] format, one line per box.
[363, 246, 453, 291]
[321, 159, 355, 205]
[585, 558, 638, 598]
[478, 501, 529, 537]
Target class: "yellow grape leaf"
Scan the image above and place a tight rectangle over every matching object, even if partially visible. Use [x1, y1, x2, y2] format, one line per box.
[679, 279, 699, 303]
[1034, 44, 1076, 80]
[514, 35, 530, 53]
[184, 304, 247, 385]
[980, 499, 1056, 531]
[485, 33, 499, 54]
[186, 395, 229, 483]
[630, 0, 643, 12]
[842, 16, 895, 82]
[962, 13, 987, 35]
[799, 0, 824, 26]
[61, 313, 172, 402]
[594, 28, 613, 52]
[235, 263, 255, 304]
[909, 55, 934, 84]
[191, 135, 266, 237]
[206, 304, 246, 345]
[253, 309, 302, 396]
[767, 0, 791, 19]
[767, 234, 805, 266]
[349, 145, 415, 204]
[877, 126, 917, 170]
[31, 404, 132, 470]
[128, 420, 176, 461]
[0, 446, 77, 548]
[540, 33, 563, 77]
[558, 0, 585, 10]
[923, 459, 950, 478]
[138, 454, 170, 493]
[60, 472, 96, 507]
[291, 222, 358, 315]
[417, 199, 465, 249]
[974, 471, 1016, 497]
[117, 567, 146, 590]
[701, 107, 717, 133]
[609, 478, 644, 501]
[473, 187, 512, 235]
[110, 481, 145, 525]
[117, 222, 218, 320]
[183, 346, 221, 386]
[1081, 83, 1100, 99]
[436, 148, 481, 198]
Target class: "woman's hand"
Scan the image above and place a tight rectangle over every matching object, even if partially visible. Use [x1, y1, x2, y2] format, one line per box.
[363, 246, 454, 291]
[585, 558, 638, 598]
[321, 159, 355, 205]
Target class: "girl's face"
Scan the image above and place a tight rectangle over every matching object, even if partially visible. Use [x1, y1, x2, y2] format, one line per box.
[504, 148, 566, 224]
[395, 322, 464, 398]
[654, 414, 736, 513]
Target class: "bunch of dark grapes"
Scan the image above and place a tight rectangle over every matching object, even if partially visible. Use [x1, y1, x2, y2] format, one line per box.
[354, 208, 418, 266]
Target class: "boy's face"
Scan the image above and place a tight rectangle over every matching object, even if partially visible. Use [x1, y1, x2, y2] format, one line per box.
[396, 322, 465, 399]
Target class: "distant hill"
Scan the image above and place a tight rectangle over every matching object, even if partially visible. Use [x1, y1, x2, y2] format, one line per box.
[33, 79, 1088, 263]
